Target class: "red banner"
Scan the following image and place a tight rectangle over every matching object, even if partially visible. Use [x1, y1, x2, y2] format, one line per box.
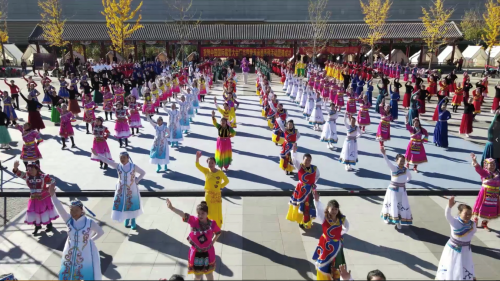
[299, 46, 361, 55]
[200, 47, 293, 58]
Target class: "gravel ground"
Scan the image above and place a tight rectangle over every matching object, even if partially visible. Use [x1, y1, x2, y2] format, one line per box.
[0, 197, 28, 227]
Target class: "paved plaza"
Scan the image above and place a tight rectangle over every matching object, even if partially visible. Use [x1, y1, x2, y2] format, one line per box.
[0, 73, 495, 194]
[0, 195, 499, 280]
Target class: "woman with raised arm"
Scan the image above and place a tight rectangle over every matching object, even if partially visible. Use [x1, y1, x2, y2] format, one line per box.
[195, 151, 230, 228]
[175, 95, 190, 133]
[277, 119, 301, 175]
[286, 143, 320, 230]
[470, 153, 500, 231]
[320, 103, 339, 149]
[312, 190, 349, 280]
[435, 196, 476, 281]
[404, 114, 428, 172]
[167, 199, 221, 280]
[380, 146, 412, 229]
[339, 113, 362, 171]
[91, 150, 146, 230]
[433, 97, 451, 148]
[148, 115, 171, 173]
[211, 110, 236, 171]
[376, 104, 393, 148]
[49, 185, 104, 280]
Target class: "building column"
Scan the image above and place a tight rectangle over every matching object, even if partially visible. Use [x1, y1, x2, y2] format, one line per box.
[36, 42, 41, 53]
[142, 43, 146, 60]
[134, 41, 138, 61]
[419, 44, 424, 66]
[100, 42, 106, 60]
[197, 41, 201, 59]
[68, 43, 74, 63]
[165, 41, 169, 57]
[406, 45, 410, 58]
[450, 43, 456, 64]
[83, 45, 87, 63]
[293, 41, 297, 56]
[388, 39, 393, 62]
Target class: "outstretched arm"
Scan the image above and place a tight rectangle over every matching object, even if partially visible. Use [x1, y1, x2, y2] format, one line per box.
[91, 149, 118, 169]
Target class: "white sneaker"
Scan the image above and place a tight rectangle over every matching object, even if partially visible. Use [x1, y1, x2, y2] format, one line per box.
[348, 165, 353, 171]
[465, 134, 470, 138]
[397, 222, 402, 230]
[344, 165, 349, 171]
[384, 220, 389, 224]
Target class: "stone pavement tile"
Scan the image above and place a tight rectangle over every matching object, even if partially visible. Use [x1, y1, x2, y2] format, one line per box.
[147, 264, 177, 280]
[221, 244, 243, 255]
[154, 251, 182, 266]
[102, 230, 128, 243]
[219, 265, 243, 280]
[474, 263, 498, 280]
[219, 253, 242, 266]
[242, 214, 280, 223]
[280, 230, 303, 242]
[241, 265, 267, 280]
[264, 264, 313, 280]
[12, 264, 40, 280]
[224, 214, 243, 223]
[42, 252, 64, 267]
[29, 265, 59, 281]
[242, 253, 273, 266]
[243, 221, 281, 232]
[132, 252, 159, 265]
[258, 240, 285, 255]
[242, 206, 278, 215]
[123, 264, 153, 280]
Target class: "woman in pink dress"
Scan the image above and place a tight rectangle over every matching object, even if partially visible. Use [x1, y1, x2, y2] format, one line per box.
[57, 103, 75, 149]
[12, 161, 58, 235]
[83, 95, 97, 134]
[376, 104, 393, 147]
[470, 153, 500, 231]
[114, 102, 131, 147]
[404, 115, 428, 172]
[334, 83, 345, 112]
[90, 117, 112, 169]
[357, 93, 370, 133]
[103, 88, 114, 121]
[127, 95, 143, 135]
[346, 88, 357, 115]
[329, 81, 338, 104]
[166, 199, 222, 280]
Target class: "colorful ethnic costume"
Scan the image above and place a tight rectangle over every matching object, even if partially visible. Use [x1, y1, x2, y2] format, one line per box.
[277, 119, 300, 173]
[196, 162, 230, 228]
[380, 153, 413, 227]
[404, 123, 429, 166]
[51, 196, 104, 280]
[339, 115, 361, 167]
[472, 162, 500, 224]
[320, 109, 339, 145]
[13, 166, 58, 227]
[148, 117, 170, 166]
[286, 150, 320, 229]
[182, 213, 221, 276]
[433, 98, 451, 148]
[90, 125, 112, 162]
[164, 108, 183, 146]
[16, 125, 43, 162]
[313, 199, 349, 280]
[212, 116, 236, 169]
[435, 205, 476, 280]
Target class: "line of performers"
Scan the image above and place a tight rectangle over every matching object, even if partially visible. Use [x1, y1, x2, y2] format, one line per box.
[257, 62, 500, 280]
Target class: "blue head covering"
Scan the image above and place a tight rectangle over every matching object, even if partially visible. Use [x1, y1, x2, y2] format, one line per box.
[70, 200, 96, 217]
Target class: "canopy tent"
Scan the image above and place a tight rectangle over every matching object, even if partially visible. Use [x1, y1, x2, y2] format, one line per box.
[461, 46, 488, 68]
[365, 49, 385, 60]
[2, 44, 23, 66]
[437, 46, 462, 64]
[63, 51, 85, 62]
[409, 50, 437, 64]
[106, 51, 125, 63]
[384, 49, 408, 64]
[22, 44, 49, 64]
[156, 52, 169, 62]
[486, 46, 500, 65]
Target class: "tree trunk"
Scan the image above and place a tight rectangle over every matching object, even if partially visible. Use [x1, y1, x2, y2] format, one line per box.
[370, 45, 374, 65]
[1, 42, 5, 67]
[487, 49, 491, 70]
[428, 47, 433, 70]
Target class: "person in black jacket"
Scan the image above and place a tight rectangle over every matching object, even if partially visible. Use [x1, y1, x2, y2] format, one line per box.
[20, 93, 45, 131]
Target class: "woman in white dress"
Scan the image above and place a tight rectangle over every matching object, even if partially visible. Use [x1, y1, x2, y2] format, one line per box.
[290, 77, 299, 101]
[436, 196, 477, 281]
[303, 89, 316, 120]
[163, 103, 183, 148]
[91, 151, 146, 230]
[175, 95, 191, 133]
[380, 147, 412, 229]
[49, 185, 104, 280]
[295, 80, 304, 104]
[300, 84, 310, 109]
[148, 115, 170, 173]
[320, 103, 339, 149]
[308, 92, 326, 131]
[339, 114, 362, 171]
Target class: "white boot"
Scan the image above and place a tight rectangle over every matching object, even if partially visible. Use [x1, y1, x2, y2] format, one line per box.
[397, 222, 402, 229]
[465, 134, 470, 138]
[344, 165, 349, 171]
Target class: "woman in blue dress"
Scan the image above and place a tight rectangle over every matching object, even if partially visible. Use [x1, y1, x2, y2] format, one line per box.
[408, 92, 420, 127]
[375, 80, 388, 114]
[433, 97, 451, 148]
[356, 77, 365, 100]
[389, 83, 401, 120]
[163, 103, 184, 148]
[366, 79, 374, 106]
[148, 115, 171, 173]
[58, 77, 69, 100]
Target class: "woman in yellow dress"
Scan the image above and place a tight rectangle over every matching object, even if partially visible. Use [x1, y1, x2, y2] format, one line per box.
[195, 150, 230, 228]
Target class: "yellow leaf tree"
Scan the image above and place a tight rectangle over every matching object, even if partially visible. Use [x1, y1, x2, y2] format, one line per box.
[360, 0, 392, 64]
[308, 0, 331, 63]
[482, 0, 500, 66]
[101, 0, 143, 55]
[420, 0, 454, 68]
[38, 0, 68, 48]
[0, 0, 9, 67]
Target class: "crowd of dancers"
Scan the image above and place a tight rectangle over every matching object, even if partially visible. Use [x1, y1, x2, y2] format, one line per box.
[0, 56, 499, 281]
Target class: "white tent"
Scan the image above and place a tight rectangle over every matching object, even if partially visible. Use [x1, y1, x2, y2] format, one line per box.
[106, 51, 125, 62]
[22, 44, 49, 64]
[461, 46, 488, 68]
[384, 49, 408, 64]
[437, 46, 463, 64]
[486, 46, 500, 65]
[2, 44, 23, 66]
[409, 50, 437, 64]
[365, 49, 385, 60]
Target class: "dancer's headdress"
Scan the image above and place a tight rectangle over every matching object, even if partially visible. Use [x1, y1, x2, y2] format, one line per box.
[70, 200, 96, 217]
